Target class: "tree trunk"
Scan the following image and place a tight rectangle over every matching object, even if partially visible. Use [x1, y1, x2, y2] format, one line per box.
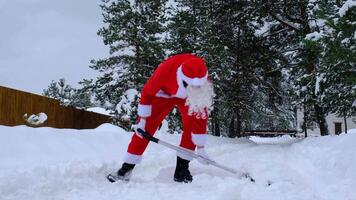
[303, 111, 308, 138]
[211, 110, 221, 137]
[314, 104, 329, 136]
[236, 108, 241, 137]
[216, 108, 221, 136]
[303, 102, 308, 137]
[344, 115, 348, 134]
[304, 123, 308, 137]
[214, 119, 221, 137]
[228, 115, 236, 138]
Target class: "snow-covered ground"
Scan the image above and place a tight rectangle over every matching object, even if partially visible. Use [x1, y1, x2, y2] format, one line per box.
[1, 124, 356, 200]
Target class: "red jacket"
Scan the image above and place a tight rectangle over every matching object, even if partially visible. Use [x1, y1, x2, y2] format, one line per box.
[137, 54, 205, 117]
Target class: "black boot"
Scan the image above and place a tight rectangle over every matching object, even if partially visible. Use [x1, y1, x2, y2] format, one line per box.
[107, 163, 135, 183]
[174, 156, 193, 183]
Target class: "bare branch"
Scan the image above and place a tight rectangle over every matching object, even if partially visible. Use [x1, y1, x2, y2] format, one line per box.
[269, 12, 300, 31]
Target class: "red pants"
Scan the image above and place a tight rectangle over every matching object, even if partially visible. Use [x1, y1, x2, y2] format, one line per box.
[124, 97, 208, 164]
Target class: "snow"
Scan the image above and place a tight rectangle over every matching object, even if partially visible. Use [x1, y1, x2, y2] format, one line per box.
[23, 112, 48, 126]
[315, 73, 324, 95]
[339, 0, 356, 17]
[1, 125, 356, 200]
[86, 107, 112, 116]
[253, 21, 276, 37]
[126, 88, 139, 102]
[305, 31, 323, 41]
[116, 89, 139, 119]
[341, 38, 351, 45]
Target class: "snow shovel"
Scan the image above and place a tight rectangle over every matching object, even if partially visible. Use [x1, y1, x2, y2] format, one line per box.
[137, 128, 255, 182]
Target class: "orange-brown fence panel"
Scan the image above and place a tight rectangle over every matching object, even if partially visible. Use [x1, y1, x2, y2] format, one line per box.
[0, 86, 112, 129]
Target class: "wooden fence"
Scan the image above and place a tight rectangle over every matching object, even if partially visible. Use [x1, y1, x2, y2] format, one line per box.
[242, 130, 298, 137]
[0, 86, 112, 129]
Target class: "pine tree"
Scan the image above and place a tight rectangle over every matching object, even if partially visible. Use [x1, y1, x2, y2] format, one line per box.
[167, 0, 297, 137]
[43, 78, 74, 106]
[165, 0, 207, 134]
[256, 0, 331, 135]
[70, 79, 95, 109]
[91, 0, 168, 125]
[88, 0, 354, 137]
[166, 1, 200, 54]
[206, 1, 295, 136]
[310, 0, 356, 126]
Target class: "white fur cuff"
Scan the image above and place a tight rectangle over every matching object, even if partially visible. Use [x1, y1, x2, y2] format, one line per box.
[192, 133, 207, 146]
[137, 104, 152, 117]
[123, 152, 143, 164]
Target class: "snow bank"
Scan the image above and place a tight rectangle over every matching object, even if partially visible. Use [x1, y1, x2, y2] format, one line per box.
[0, 125, 355, 200]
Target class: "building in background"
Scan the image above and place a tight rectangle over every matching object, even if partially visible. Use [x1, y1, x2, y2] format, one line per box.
[297, 110, 356, 136]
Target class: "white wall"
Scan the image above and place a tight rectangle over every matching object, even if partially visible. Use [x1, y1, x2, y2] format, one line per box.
[297, 109, 356, 136]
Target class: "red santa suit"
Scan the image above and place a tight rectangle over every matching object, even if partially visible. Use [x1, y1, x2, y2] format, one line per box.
[124, 53, 210, 164]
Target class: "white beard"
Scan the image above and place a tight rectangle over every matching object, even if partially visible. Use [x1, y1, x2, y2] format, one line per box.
[185, 81, 215, 119]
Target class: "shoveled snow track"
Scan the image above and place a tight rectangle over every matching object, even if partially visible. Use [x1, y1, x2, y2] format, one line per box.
[0, 160, 257, 200]
[0, 147, 318, 200]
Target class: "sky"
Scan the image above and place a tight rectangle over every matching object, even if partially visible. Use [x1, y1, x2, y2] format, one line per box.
[0, 0, 108, 95]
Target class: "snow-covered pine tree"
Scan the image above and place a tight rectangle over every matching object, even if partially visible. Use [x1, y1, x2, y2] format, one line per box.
[43, 78, 74, 106]
[167, 0, 236, 136]
[70, 79, 95, 109]
[309, 0, 356, 131]
[167, 0, 296, 137]
[210, 1, 260, 137]
[91, 0, 168, 127]
[167, 0, 201, 54]
[205, 1, 295, 136]
[165, 0, 208, 134]
[256, 0, 331, 135]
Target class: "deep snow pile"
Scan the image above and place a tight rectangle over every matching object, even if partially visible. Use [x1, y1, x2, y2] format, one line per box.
[0, 124, 356, 200]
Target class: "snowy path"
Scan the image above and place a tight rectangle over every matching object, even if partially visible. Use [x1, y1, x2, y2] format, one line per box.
[1, 125, 356, 200]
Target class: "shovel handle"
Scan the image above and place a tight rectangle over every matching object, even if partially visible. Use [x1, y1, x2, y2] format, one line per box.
[137, 128, 159, 143]
[136, 128, 253, 180]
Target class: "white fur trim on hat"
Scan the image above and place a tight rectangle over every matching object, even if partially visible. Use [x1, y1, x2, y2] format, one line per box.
[192, 133, 207, 146]
[177, 66, 208, 86]
[123, 152, 143, 164]
[137, 104, 152, 117]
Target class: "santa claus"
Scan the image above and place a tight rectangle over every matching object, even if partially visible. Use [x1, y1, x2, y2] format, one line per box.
[107, 53, 215, 183]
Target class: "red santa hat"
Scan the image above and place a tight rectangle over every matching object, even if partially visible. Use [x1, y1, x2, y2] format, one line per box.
[178, 57, 208, 86]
